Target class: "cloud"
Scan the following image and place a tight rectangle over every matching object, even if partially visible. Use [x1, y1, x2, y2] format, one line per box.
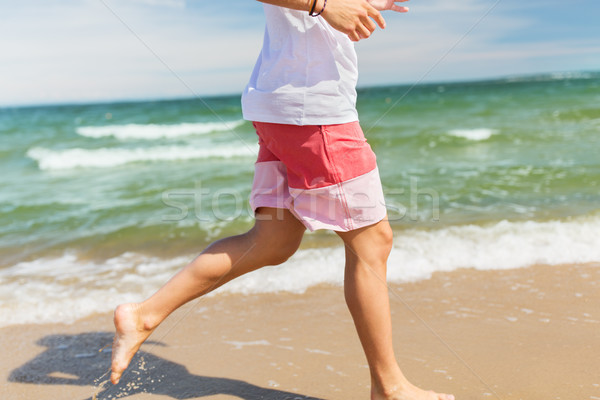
[355, 0, 599, 85]
[0, 0, 597, 106]
[0, 0, 263, 105]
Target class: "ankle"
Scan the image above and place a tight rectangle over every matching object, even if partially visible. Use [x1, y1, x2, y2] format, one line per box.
[371, 381, 413, 400]
[137, 303, 163, 331]
[370, 366, 409, 395]
[117, 302, 158, 332]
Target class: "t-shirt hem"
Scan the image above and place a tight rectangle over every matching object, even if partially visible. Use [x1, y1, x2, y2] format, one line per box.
[242, 112, 359, 126]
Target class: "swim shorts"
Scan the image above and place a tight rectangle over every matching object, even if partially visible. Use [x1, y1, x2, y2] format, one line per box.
[250, 121, 387, 232]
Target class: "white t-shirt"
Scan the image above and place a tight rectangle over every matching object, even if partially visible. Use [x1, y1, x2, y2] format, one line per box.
[241, 5, 359, 126]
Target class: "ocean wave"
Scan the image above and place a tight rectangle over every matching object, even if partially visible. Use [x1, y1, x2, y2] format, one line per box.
[446, 128, 498, 141]
[1, 215, 599, 327]
[27, 143, 258, 170]
[503, 71, 596, 83]
[0, 253, 190, 327]
[224, 214, 600, 293]
[76, 120, 245, 140]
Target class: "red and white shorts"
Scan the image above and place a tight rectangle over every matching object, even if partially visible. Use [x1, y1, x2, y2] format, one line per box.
[250, 121, 387, 232]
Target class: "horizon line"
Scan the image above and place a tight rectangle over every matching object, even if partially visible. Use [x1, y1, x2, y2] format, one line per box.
[1, 70, 597, 110]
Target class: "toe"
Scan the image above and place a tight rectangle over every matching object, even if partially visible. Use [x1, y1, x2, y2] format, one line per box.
[110, 371, 121, 385]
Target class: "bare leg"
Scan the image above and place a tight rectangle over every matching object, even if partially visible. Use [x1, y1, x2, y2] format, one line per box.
[337, 219, 454, 400]
[111, 207, 305, 384]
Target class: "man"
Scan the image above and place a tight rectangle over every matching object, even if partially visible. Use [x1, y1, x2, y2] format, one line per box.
[111, 1, 455, 399]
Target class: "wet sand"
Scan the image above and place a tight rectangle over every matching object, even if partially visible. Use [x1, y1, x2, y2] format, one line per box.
[1, 262, 599, 400]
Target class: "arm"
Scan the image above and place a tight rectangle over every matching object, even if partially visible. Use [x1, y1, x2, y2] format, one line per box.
[257, 0, 386, 42]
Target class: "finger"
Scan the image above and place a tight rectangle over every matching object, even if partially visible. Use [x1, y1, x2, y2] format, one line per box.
[356, 23, 373, 39]
[366, 4, 386, 29]
[347, 30, 361, 42]
[361, 13, 377, 34]
[391, 4, 409, 12]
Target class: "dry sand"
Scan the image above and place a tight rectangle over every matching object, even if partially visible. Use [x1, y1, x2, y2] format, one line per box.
[1, 262, 599, 400]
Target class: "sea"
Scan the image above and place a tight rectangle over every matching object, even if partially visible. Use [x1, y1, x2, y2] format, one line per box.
[1, 71, 599, 327]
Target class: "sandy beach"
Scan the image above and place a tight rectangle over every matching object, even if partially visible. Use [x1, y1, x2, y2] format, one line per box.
[2, 262, 599, 400]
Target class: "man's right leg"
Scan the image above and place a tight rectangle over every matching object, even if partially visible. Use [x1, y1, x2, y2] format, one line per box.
[337, 219, 454, 400]
[110, 207, 305, 384]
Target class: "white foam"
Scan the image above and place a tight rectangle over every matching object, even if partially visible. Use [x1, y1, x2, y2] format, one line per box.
[447, 128, 497, 141]
[504, 71, 594, 83]
[76, 120, 245, 140]
[386, 216, 600, 279]
[0, 252, 190, 327]
[1, 215, 599, 327]
[218, 215, 600, 293]
[27, 143, 258, 170]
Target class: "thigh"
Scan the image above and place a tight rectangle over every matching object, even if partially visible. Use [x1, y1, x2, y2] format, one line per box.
[252, 207, 306, 251]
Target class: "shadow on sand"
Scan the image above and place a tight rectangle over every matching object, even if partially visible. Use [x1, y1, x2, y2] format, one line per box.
[9, 331, 323, 400]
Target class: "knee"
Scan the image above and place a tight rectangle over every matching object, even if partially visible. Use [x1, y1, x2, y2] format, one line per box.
[263, 238, 301, 266]
[366, 221, 394, 263]
[249, 229, 302, 267]
[379, 222, 394, 254]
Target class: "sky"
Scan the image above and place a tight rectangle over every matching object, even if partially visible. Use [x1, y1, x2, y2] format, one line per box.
[0, 0, 598, 107]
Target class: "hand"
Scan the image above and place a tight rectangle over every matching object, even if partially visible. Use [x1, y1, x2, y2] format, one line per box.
[367, 0, 409, 12]
[320, 0, 386, 42]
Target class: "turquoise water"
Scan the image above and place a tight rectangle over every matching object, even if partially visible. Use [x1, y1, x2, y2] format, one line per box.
[1, 72, 599, 326]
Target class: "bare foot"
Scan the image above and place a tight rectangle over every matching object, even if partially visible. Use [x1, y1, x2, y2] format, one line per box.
[110, 303, 155, 384]
[372, 381, 455, 400]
